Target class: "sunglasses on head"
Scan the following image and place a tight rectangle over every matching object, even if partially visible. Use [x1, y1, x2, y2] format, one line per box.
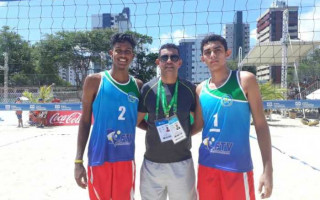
[159, 54, 180, 62]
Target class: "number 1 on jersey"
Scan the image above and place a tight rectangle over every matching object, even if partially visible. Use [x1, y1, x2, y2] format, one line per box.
[210, 113, 220, 132]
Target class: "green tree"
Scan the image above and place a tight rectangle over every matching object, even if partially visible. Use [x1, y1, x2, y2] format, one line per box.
[126, 31, 157, 83]
[22, 84, 53, 103]
[288, 49, 320, 85]
[259, 81, 286, 100]
[242, 66, 256, 75]
[0, 26, 36, 86]
[130, 51, 158, 83]
[227, 59, 238, 70]
[227, 59, 256, 75]
[32, 43, 70, 86]
[35, 29, 116, 89]
[34, 29, 158, 89]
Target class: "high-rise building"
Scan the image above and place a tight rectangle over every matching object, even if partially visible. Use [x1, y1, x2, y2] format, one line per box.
[59, 67, 77, 86]
[92, 7, 131, 33]
[224, 11, 250, 60]
[178, 34, 211, 84]
[257, 1, 298, 43]
[256, 0, 298, 83]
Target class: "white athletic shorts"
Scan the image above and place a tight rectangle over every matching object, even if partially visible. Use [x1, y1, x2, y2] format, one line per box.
[140, 158, 197, 200]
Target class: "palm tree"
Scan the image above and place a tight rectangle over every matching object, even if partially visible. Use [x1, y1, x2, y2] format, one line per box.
[259, 81, 286, 100]
[258, 81, 287, 120]
[22, 85, 53, 103]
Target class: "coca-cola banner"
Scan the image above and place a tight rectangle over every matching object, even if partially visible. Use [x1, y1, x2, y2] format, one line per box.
[46, 111, 82, 126]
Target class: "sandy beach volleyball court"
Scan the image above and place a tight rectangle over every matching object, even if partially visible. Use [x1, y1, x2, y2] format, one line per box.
[0, 112, 319, 200]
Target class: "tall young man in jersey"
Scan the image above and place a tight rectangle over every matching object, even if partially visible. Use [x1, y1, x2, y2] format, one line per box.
[74, 33, 143, 200]
[137, 43, 197, 200]
[192, 34, 273, 200]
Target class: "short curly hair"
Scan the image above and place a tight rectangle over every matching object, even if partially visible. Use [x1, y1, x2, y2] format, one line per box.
[110, 33, 136, 49]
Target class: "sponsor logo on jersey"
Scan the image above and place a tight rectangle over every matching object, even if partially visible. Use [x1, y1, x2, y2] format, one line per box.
[221, 94, 233, 107]
[106, 129, 133, 146]
[127, 92, 138, 103]
[203, 137, 233, 155]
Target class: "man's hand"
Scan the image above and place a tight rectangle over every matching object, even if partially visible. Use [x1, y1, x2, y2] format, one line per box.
[74, 164, 88, 189]
[258, 171, 273, 199]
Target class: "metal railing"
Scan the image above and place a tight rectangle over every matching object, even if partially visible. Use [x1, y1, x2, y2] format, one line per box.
[0, 87, 81, 103]
[293, 80, 320, 100]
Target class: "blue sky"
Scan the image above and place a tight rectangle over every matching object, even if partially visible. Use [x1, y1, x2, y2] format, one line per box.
[0, 0, 319, 51]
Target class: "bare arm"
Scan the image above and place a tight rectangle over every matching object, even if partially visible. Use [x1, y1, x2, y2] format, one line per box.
[74, 73, 101, 189]
[191, 83, 204, 136]
[241, 71, 273, 199]
[136, 112, 147, 129]
[135, 78, 143, 90]
[136, 79, 146, 130]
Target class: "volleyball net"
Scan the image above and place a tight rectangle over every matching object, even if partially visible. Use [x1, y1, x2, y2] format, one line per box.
[0, 0, 320, 106]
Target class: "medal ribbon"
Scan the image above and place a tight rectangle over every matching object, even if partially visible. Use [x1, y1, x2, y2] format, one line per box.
[156, 79, 179, 119]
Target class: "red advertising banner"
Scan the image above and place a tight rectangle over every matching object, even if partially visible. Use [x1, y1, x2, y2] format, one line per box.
[46, 111, 82, 126]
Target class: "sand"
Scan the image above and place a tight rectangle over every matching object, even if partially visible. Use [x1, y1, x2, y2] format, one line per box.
[0, 112, 319, 200]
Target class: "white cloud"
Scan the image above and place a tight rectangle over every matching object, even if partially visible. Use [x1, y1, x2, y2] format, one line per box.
[159, 29, 190, 45]
[299, 2, 320, 41]
[286, 0, 318, 6]
[150, 47, 159, 53]
[250, 28, 257, 41]
[250, 28, 257, 46]
[0, 2, 8, 7]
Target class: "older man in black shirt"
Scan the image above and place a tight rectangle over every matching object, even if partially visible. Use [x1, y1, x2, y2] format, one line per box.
[137, 43, 197, 200]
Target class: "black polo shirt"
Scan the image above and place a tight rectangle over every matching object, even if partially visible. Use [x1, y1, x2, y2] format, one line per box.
[138, 77, 196, 163]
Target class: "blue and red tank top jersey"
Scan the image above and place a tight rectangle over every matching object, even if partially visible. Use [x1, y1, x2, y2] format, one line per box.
[88, 71, 139, 166]
[199, 70, 253, 172]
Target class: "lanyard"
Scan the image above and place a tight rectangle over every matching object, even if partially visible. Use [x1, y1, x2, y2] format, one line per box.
[156, 79, 179, 118]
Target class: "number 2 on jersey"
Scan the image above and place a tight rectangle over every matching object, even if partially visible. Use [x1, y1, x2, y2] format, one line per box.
[118, 106, 126, 120]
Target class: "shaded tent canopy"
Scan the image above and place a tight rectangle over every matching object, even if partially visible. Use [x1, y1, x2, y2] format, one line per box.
[240, 40, 320, 66]
[306, 89, 320, 100]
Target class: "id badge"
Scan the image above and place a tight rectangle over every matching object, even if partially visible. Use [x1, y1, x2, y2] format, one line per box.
[155, 118, 172, 142]
[168, 115, 186, 144]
